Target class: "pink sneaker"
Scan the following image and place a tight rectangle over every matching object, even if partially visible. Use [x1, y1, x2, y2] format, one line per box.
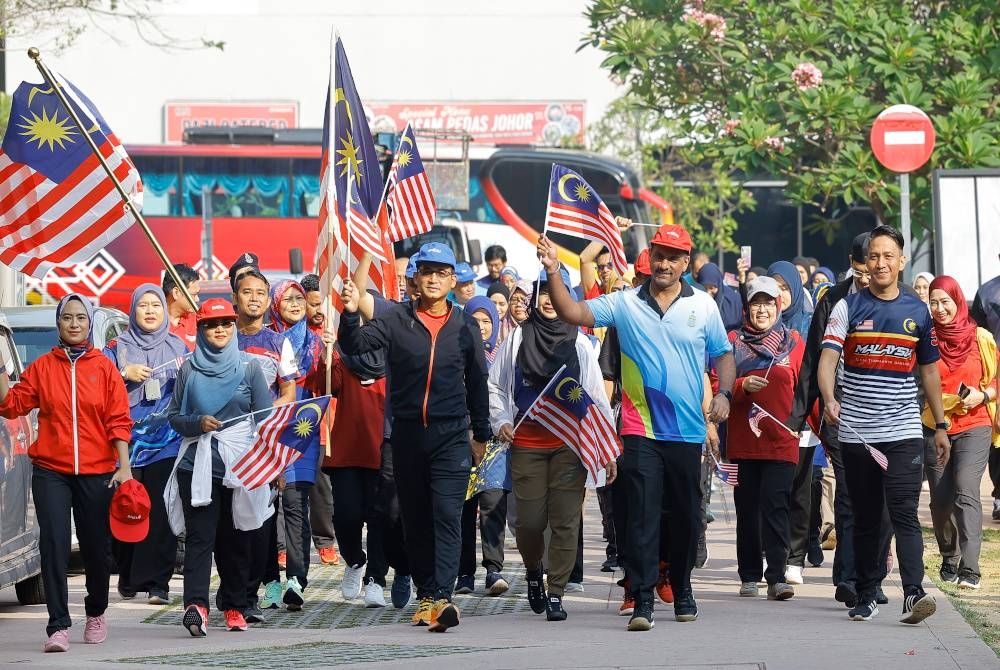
[84, 614, 108, 644]
[43, 629, 70, 652]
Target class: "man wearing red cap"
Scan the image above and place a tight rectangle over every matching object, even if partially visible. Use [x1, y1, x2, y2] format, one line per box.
[538, 224, 736, 632]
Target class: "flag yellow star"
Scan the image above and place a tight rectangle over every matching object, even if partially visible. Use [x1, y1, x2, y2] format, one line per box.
[573, 183, 591, 202]
[294, 418, 315, 438]
[18, 107, 77, 151]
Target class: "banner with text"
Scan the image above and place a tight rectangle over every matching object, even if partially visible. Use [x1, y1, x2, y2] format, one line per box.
[366, 101, 585, 145]
[163, 101, 299, 143]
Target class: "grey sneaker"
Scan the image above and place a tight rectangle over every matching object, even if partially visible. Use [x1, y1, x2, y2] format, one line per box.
[341, 564, 364, 600]
[767, 582, 794, 601]
[957, 573, 981, 590]
[739, 581, 759, 597]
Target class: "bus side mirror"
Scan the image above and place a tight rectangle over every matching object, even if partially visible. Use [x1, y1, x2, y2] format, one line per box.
[289, 248, 303, 275]
[468, 239, 482, 266]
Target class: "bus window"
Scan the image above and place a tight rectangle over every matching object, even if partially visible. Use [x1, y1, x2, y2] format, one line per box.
[292, 158, 322, 217]
[133, 155, 180, 216]
[181, 156, 291, 218]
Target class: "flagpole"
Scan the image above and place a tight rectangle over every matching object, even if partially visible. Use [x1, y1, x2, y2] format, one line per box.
[536, 164, 556, 310]
[27, 48, 197, 313]
[324, 30, 339, 410]
[509, 363, 567, 436]
[219, 395, 333, 429]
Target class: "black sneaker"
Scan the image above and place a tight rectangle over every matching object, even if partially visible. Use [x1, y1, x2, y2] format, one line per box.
[526, 569, 547, 614]
[900, 591, 936, 624]
[875, 585, 888, 605]
[600, 557, 619, 572]
[485, 571, 509, 596]
[694, 531, 708, 569]
[627, 598, 654, 631]
[835, 582, 857, 609]
[807, 542, 824, 567]
[939, 564, 960, 584]
[849, 598, 878, 621]
[243, 597, 265, 623]
[545, 595, 567, 621]
[674, 592, 699, 622]
[454, 574, 474, 595]
[118, 584, 136, 600]
[957, 572, 981, 590]
[147, 589, 170, 606]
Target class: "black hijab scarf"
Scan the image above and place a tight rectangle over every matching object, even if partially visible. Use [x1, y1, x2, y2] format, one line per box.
[516, 280, 580, 388]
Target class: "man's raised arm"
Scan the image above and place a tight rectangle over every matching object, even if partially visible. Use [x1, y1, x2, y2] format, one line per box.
[536, 235, 595, 328]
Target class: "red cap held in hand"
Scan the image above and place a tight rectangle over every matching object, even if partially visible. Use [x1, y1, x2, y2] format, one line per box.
[109, 479, 150, 543]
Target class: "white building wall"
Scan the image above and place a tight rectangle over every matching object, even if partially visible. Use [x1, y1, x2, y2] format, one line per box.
[6, 0, 623, 144]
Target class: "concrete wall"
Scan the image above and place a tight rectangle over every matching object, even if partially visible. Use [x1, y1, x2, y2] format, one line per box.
[5, 0, 622, 144]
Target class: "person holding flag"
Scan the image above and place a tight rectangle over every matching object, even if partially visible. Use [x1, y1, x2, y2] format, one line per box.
[726, 276, 805, 601]
[488, 265, 617, 621]
[818, 225, 950, 624]
[165, 299, 274, 637]
[538, 223, 735, 632]
[339, 241, 491, 633]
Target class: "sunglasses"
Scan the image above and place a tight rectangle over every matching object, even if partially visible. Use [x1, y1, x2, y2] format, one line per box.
[201, 319, 236, 330]
[596, 263, 613, 271]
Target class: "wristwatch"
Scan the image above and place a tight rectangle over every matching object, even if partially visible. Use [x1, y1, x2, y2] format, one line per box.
[935, 422, 948, 431]
[716, 389, 733, 402]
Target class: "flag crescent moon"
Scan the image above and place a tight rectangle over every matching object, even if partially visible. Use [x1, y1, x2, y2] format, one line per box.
[554, 377, 575, 400]
[557, 174, 577, 202]
[399, 133, 414, 148]
[295, 402, 323, 422]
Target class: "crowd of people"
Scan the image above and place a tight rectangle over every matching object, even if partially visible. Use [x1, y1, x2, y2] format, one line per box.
[2, 221, 999, 650]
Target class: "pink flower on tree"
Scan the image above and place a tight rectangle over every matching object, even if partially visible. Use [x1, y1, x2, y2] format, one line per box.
[792, 62, 823, 90]
[683, 7, 727, 41]
[722, 119, 741, 136]
[763, 136, 786, 151]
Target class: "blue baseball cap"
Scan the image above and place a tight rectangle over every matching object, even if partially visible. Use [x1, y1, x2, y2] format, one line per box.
[454, 262, 476, 283]
[405, 257, 417, 279]
[412, 242, 456, 269]
[538, 264, 571, 287]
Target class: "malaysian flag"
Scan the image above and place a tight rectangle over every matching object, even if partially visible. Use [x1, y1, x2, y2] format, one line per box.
[525, 367, 621, 480]
[385, 123, 436, 242]
[0, 74, 142, 277]
[314, 36, 390, 327]
[347, 170, 387, 262]
[231, 396, 331, 490]
[748, 404, 766, 438]
[715, 460, 739, 487]
[866, 444, 889, 471]
[544, 164, 626, 277]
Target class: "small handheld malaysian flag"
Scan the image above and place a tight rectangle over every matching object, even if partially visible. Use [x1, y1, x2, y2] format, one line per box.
[711, 454, 739, 487]
[839, 419, 888, 471]
[231, 396, 331, 490]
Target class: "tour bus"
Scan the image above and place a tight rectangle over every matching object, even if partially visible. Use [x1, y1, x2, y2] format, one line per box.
[25, 129, 670, 311]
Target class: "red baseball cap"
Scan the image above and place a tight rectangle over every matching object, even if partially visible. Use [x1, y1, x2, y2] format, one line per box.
[650, 224, 693, 253]
[109, 479, 150, 543]
[634, 248, 651, 276]
[196, 298, 237, 323]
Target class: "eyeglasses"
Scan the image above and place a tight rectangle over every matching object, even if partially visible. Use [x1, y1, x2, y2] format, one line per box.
[510, 297, 527, 306]
[596, 263, 613, 271]
[417, 268, 455, 279]
[750, 301, 777, 312]
[201, 320, 235, 330]
[281, 295, 306, 305]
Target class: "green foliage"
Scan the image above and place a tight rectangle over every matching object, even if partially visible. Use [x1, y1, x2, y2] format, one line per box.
[583, 0, 1000, 240]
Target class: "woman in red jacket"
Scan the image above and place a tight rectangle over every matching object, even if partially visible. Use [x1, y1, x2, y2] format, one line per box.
[0, 294, 133, 653]
[726, 277, 804, 601]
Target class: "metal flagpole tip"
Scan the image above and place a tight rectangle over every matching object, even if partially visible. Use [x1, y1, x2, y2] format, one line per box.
[27, 47, 40, 60]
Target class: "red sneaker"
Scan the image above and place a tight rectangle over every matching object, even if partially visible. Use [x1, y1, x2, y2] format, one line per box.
[277, 550, 287, 570]
[656, 563, 674, 604]
[183, 604, 208, 637]
[224, 609, 247, 632]
[318, 546, 340, 565]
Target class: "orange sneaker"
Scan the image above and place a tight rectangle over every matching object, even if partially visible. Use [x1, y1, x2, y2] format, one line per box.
[411, 597, 434, 626]
[428, 598, 460, 632]
[224, 609, 247, 632]
[277, 550, 287, 570]
[619, 591, 636, 616]
[656, 563, 674, 604]
[318, 546, 340, 565]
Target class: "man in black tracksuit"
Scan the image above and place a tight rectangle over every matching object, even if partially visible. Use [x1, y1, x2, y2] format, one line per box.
[788, 232, 893, 607]
[339, 242, 490, 633]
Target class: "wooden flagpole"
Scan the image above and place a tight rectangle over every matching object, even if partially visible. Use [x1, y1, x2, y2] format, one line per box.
[27, 48, 197, 312]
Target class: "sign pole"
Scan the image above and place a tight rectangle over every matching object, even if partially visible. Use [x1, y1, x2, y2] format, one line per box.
[27, 47, 197, 312]
[900, 172, 911, 283]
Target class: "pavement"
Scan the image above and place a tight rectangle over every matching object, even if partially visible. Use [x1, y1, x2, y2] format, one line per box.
[1, 481, 998, 670]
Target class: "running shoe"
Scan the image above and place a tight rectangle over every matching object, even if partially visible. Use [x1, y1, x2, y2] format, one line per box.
[454, 574, 475, 594]
[849, 598, 878, 621]
[958, 573, 981, 590]
[939, 564, 960, 584]
[260, 580, 283, 609]
[807, 542, 824, 567]
[363, 578, 387, 607]
[318, 545, 340, 565]
[277, 550, 287, 570]
[225, 608, 247, 632]
[674, 592, 699, 622]
[875, 585, 888, 605]
[564, 581, 584, 593]
[183, 604, 208, 637]
[900, 591, 936, 624]
[767, 583, 794, 601]
[342, 564, 364, 600]
[694, 531, 709, 568]
[428, 599, 460, 632]
[43, 629, 69, 652]
[526, 569, 547, 614]
[117, 584, 136, 600]
[243, 598, 265, 623]
[619, 591, 636, 616]
[83, 614, 108, 644]
[148, 589, 170, 606]
[835, 582, 857, 609]
[655, 563, 674, 604]
[283, 576, 305, 611]
[600, 556, 619, 572]
[784, 565, 804, 585]
[627, 599, 654, 631]
[411, 597, 434, 626]
[485, 571, 509, 596]
[739, 581, 759, 597]
[546, 595, 567, 621]
[993, 498, 1000, 521]
[391, 574, 412, 609]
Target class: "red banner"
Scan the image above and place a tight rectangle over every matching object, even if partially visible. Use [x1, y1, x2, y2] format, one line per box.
[163, 101, 299, 143]
[366, 101, 585, 145]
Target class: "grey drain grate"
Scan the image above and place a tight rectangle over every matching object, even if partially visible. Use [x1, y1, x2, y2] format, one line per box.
[111, 640, 497, 667]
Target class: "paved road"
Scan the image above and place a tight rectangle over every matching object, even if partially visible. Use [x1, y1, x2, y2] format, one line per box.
[1, 482, 998, 669]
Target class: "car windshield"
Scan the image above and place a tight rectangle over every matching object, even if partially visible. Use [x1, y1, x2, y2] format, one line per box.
[12, 326, 57, 367]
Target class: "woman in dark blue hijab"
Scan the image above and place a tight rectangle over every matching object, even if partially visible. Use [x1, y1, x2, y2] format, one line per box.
[697, 262, 743, 332]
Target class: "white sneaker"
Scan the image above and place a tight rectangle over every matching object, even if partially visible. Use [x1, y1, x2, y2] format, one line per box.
[785, 565, 804, 585]
[564, 581, 584, 593]
[363, 578, 387, 607]
[341, 564, 364, 600]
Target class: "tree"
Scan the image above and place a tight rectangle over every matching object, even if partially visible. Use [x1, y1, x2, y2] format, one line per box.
[582, 0, 1000, 241]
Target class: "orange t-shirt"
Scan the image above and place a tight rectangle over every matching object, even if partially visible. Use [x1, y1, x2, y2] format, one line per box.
[416, 307, 449, 340]
[937, 345, 997, 435]
[513, 419, 564, 449]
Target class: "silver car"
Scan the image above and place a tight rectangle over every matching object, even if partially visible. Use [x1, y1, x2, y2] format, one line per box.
[4, 305, 129, 367]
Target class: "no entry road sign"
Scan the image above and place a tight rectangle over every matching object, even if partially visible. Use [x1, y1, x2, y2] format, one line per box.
[870, 104, 935, 173]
